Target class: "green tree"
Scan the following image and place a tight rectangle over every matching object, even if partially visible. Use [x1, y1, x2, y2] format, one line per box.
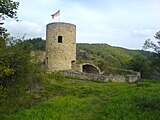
[0, 0, 19, 86]
[25, 38, 46, 51]
[0, 37, 34, 86]
[0, 0, 19, 20]
[143, 31, 160, 54]
[126, 55, 152, 78]
[143, 31, 160, 77]
[0, 0, 19, 40]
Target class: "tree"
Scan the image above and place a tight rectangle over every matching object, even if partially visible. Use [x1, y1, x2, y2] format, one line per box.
[126, 55, 152, 78]
[143, 31, 160, 54]
[0, 0, 20, 86]
[0, 0, 19, 81]
[25, 38, 46, 51]
[0, 0, 19, 41]
[0, 0, 19, 22]
[143, 31, 160, 75]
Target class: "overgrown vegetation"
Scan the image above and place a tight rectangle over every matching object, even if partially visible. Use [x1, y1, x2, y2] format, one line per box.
[143, 31, 160, 79]
[126, 55, 153, 78]
[1, 73, 160, 120]
[0, 1, 46, 116]
[0, 0, 20, 87]
[0, 30, 47, 120]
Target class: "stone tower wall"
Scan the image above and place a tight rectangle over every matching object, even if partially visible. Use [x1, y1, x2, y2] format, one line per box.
[46, 22, 76, 72]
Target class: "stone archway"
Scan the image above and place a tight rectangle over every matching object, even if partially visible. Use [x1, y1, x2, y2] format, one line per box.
[82, 63, 101, 74]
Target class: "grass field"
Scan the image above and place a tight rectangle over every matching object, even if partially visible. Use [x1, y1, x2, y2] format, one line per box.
[1, 73, 160, 120]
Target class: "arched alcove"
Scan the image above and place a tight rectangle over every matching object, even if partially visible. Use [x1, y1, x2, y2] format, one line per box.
[82, 64, 100, 74]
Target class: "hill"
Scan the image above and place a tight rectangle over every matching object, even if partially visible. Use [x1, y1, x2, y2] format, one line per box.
[77, 43, 153, 68]
[76, 44, 160, 79]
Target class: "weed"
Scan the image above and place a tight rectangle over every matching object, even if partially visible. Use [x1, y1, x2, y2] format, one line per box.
[1, 76, 160, 120]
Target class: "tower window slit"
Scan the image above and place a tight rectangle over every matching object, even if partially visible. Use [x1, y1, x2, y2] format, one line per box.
[58, 36, 62, 43]
[46, 57, 48, 64]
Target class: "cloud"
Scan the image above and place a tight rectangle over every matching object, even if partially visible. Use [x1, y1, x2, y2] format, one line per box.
[4, 0, 160, 49]
[131, 29, 153, 38]
[4, 20, 45, 39]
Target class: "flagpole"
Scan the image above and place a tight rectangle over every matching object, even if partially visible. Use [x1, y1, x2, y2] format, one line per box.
[59, 15, 60, 22]
[59, 9, 60, 22]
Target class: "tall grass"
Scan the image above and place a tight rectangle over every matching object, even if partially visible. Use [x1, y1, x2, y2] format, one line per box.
[1, 73, 160, 120]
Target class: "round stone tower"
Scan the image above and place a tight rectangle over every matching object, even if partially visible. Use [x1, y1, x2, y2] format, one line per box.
[45, 22, 76, 72]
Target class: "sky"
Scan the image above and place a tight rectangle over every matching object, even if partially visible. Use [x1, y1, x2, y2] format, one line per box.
[4, 0, 160, 49]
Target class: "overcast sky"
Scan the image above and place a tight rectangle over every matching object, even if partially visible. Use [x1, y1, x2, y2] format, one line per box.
[4, 0, 160, 49]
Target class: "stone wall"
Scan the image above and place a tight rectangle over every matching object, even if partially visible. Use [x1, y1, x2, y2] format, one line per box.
[60, 70, 141, 83]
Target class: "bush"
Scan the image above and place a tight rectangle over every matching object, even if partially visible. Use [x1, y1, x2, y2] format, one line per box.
[0, 37, 45, 87]
[126, 55, 152, 78]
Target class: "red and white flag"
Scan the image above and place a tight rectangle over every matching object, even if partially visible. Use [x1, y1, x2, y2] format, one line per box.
[51, 10, 60, 19]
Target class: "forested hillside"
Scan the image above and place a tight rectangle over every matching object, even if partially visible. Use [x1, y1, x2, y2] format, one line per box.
[76, 43, 153, 68]
[76, 44, 158, 79]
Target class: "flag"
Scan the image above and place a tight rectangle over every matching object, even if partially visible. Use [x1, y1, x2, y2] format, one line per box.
[51, 10, 60, 19]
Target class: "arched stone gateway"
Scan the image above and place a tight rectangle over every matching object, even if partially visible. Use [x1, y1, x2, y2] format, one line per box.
[82, 63, 101, 74]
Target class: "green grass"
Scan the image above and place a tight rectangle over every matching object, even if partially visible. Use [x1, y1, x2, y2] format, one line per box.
[1, 73, 160, 120]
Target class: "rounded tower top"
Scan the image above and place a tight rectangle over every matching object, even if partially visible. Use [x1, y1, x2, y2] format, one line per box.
[47, 22, 76, 27]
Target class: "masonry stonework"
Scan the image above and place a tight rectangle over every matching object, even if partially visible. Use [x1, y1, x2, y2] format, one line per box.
[44, 22, 141, 82]
[45, 22, 76, 72]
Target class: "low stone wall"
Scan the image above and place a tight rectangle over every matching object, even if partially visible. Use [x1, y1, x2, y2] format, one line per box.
[60, 70, 141, 83]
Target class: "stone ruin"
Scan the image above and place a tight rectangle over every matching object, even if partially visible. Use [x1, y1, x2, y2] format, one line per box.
[43, 22, 141, 83]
